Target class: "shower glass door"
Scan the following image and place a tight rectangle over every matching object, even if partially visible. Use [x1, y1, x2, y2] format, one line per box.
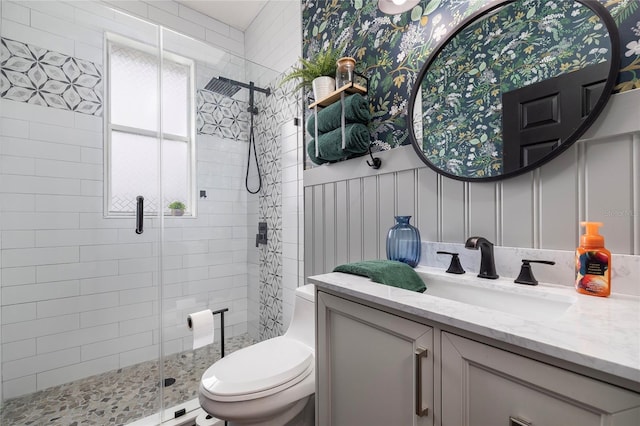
[0, 4, 165, 425]
[156, 28, 280, 421]
[0, 3, 286, 423]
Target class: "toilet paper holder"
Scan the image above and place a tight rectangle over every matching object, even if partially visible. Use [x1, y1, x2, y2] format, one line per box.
[187, 308, 229, 357]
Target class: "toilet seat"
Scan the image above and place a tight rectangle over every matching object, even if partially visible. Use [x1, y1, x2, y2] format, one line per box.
[200, 336, 313, 402]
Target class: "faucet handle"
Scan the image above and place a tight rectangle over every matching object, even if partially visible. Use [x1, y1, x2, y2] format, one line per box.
[437, 251, 466, 274]
[514, 259, 555, 286]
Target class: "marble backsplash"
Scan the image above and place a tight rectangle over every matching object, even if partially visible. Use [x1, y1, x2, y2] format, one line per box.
[420, 241, 640, 297]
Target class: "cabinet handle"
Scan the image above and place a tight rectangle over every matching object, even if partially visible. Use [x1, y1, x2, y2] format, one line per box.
[415, 347, 429, 417]
[510, 417, 532, 426]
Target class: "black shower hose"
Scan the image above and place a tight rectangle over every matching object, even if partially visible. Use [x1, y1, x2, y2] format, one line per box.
[245, 112, 262, 194]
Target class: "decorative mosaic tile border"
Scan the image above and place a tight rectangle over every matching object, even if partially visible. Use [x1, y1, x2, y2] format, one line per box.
[256, 76, 298, 340]
[0, 37, 103, 115]
[196, 89, 250, 141]
[1, 35, 290, 342]
[0, 36, 253, 140]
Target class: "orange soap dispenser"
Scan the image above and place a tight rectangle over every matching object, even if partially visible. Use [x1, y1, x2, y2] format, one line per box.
[575, 222, 611, 297]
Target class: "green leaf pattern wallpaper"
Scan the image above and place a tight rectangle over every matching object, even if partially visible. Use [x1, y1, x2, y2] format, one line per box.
[302, 0, 640, 156]
[419, 0, 611, 178]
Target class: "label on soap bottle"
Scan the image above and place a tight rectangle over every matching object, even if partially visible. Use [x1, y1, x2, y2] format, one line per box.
[576, 251, 609, 294]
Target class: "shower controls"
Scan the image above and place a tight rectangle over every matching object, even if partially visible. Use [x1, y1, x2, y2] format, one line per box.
[203, 76, 271, 194]
[256, 222, 268, 247]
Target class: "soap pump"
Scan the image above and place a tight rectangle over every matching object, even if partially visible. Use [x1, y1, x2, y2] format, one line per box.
[575, 221, 611, 297]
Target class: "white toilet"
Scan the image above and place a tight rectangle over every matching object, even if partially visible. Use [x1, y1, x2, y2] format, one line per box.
[198, 284, 315, 426]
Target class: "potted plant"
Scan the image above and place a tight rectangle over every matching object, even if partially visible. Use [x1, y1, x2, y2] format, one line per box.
[168, 201, 186, 216]
[281, 45, 340, 100]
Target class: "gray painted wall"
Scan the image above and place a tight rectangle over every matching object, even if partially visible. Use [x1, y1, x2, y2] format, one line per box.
[304, 89, 640, 278]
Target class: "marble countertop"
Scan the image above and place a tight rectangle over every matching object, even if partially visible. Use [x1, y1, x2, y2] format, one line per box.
[308, 266, 640, 386]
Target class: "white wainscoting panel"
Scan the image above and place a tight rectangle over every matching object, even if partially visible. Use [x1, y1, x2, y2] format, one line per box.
[539, 143, 579, 250]
[416, 168, 438, 241]
[362, 176, 379, 260]
[347, 179, 363, 262]
[303, 90, 640, 278]
[585, 134, 635, 254]
[335, 181, 349, 267]
[468, 180, 498, 243]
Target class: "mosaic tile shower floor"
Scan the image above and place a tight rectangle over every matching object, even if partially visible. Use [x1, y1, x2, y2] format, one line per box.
[0, 334, 255, 425]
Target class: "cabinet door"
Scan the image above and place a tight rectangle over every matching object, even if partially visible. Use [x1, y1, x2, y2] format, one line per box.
[317, 291, 433, 426]
[441, 332, 640, 426]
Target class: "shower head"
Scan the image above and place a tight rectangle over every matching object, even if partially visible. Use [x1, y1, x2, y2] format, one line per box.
[204, 77, 242, 98]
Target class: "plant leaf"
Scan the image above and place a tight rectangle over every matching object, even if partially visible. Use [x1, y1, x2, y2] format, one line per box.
[526, 7, 535, 19]
[411, 6, 423, 21]
[423, 0, 440, 16]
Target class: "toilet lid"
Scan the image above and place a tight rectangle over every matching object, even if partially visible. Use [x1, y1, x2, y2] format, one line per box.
[201, 336, 313, 399]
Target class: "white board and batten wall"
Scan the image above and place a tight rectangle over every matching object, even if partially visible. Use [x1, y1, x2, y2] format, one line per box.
[303, 89, 640, 279]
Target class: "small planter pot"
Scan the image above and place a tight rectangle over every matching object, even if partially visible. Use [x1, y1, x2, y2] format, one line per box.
[312, 76, 336, 100]
[170, 209, 184, 216]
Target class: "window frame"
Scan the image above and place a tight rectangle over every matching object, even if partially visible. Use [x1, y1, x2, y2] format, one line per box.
[104, 33, 196, 218]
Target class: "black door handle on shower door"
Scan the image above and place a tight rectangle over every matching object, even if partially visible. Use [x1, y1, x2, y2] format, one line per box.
[135, 196, 144, 234]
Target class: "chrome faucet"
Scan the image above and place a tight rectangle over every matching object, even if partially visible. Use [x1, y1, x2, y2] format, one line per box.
[464, 237, 499, 279]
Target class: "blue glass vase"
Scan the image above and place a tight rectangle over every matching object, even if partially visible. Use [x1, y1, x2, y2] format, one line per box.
[386, 216, 421, 267]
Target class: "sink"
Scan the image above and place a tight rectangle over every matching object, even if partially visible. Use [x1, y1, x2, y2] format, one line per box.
[416, 271, 576, 321]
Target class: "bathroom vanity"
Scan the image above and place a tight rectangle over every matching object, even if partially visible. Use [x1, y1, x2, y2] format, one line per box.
[309, 267, 640, 425]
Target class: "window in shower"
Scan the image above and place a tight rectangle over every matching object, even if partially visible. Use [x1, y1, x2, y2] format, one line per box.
[105, 35, 195, 216]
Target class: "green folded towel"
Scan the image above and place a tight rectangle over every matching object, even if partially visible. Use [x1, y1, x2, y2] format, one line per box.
[306, 140, 329, 165]
[333, 260, 426, 293]
[306, 93, 371, 135]
[307, 123, 370, 164]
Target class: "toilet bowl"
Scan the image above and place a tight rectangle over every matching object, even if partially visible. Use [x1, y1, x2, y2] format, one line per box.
[199, 284, 315, 426]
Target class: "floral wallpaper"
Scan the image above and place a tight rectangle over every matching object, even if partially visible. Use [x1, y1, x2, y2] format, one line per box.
[302, 0, 640, 154]
[419, 0, 611, 178]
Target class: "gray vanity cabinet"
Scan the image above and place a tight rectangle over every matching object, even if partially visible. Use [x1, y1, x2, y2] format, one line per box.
[316, 290, 640, 426]
[441, 332, 640, 426]
[316, 291, 433, 426]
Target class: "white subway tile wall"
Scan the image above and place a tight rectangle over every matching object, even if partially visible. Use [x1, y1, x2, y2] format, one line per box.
[1, 0, 303, 401]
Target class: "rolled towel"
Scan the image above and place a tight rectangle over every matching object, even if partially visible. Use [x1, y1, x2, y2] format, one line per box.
[307, 139, 329, 165]
[315, 123, 370, 161]
[306, 93, 371, 135]
[333, 260, 426, 293]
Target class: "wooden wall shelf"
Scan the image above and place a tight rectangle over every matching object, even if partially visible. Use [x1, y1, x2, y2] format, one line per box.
[309, 83, 367, 109]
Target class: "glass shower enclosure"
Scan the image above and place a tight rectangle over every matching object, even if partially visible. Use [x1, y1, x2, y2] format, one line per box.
[0, 3, 286, 424]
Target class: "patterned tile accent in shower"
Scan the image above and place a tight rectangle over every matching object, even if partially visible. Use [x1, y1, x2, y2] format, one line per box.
[196, 89, 250, 141]
[255, 75, 298, 340]
[0, 37, 103, 115]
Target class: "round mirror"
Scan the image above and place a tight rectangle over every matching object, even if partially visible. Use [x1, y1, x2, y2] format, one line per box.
[409, 0, 620, 181]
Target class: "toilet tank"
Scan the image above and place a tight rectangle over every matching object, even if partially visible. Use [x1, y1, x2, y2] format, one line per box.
[284, 284, 315, 350]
